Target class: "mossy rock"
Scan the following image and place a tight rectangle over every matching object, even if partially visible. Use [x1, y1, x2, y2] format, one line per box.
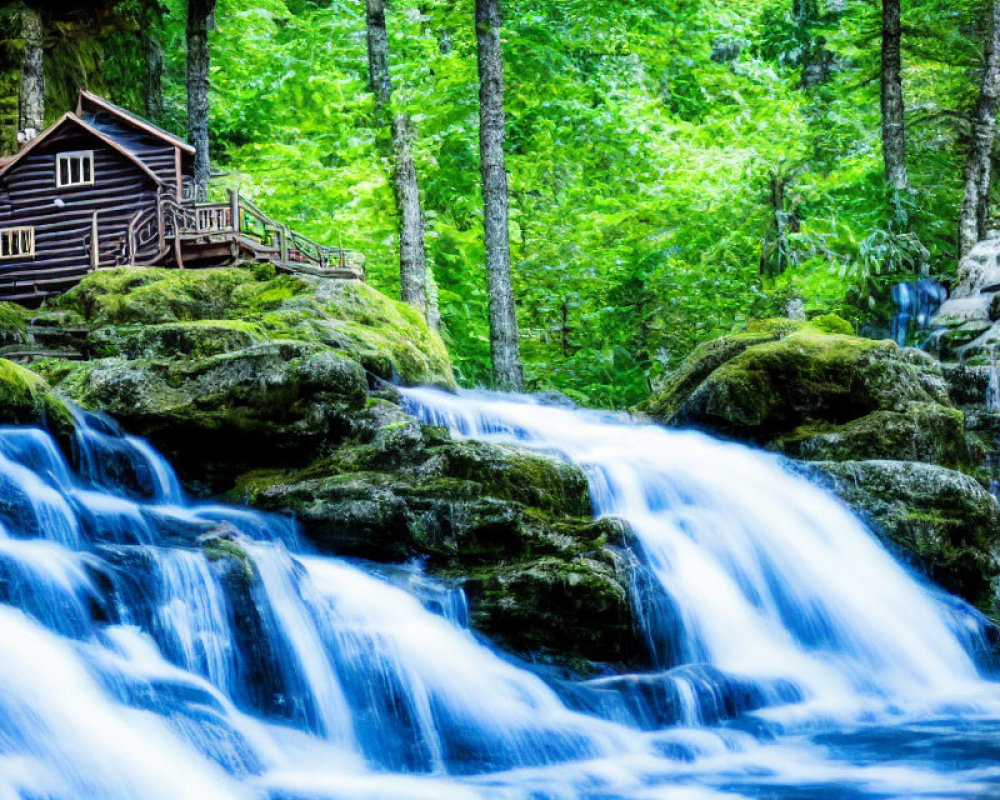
[806, 460, 1000, 611]
[229, 418, 641, 667]
[42, 266, 454, 387]
[47, 266, 308, 324]
[773, 402, 971, 468]
[0, 302, 28, 348]
[86, 320, 266, 360]
[645, 325, 950, 448]
[235, 467, 599, 566]
[0, 359, 73, 437]
[453, 552, 637, 666]
[202, 532, 256, 585]
[38, 342, 367, 488]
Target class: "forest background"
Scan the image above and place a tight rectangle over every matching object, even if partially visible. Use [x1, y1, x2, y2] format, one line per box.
[0, 0, 985, 407]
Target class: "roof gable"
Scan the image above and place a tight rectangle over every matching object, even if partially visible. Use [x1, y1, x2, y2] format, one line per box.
[0, 113, 163, 185]
[77, 91, 195, 155]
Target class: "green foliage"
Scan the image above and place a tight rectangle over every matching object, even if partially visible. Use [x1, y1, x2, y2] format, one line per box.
[10, 0, 994, 407]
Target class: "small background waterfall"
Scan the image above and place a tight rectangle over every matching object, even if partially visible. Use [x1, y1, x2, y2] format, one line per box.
[1, 396, 1000, 798]
[890, 279, 948, 346]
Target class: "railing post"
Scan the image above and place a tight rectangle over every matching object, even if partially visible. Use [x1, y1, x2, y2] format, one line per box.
[229, 189, 240, 234]
[279, 225, 289, 265]
[90, 211, 99, 270]
[156, 193, 166, 253]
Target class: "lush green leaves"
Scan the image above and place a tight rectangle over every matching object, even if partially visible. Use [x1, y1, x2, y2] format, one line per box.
[15, 0, 997, 407]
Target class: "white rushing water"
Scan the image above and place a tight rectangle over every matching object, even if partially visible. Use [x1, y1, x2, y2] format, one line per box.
[400, 388, 996, 718]
[0, 398, 996, 799]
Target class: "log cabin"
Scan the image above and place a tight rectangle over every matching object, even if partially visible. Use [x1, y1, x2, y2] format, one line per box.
[0, 91, 363, 305]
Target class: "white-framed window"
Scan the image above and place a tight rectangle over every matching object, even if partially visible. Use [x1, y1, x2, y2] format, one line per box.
[55, 150, 95, 189]
[0, 227, 35, 259]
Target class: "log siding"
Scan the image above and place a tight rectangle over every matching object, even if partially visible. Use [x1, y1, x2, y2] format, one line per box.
[0, 125, 158, 303]
[0, 92, 362, 305]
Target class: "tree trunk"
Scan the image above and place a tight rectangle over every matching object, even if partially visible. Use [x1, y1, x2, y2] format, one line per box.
[960, 0, 1000, 260]
[145, 31, 165, 124]
[365, 0, 434, 324]
[880, 0, 908, 192]
[19, 3, 44, 137]
[476, 0, 523, 391]
[977, 146, 993, 236]
[391, 113, 429, 317]
[425, 266, 441, 331]
[186, 0, 215, 201]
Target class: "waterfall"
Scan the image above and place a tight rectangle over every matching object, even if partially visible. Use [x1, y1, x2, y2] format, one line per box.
[988, 345, 1000, 414]
[0, 399, 997, 798]
[890, 279, 947, 346]
[400, 388, 993, 714]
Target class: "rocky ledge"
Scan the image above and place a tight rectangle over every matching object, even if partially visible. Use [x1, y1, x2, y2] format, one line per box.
[0, 266, 645, 673]
[644, 315, 1000, 614]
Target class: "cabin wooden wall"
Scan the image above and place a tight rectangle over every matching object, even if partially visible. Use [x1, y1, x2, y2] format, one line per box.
[0, 126, 158, 303]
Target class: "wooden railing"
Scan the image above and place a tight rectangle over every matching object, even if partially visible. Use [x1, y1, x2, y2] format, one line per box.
[122, 189, 364, 275]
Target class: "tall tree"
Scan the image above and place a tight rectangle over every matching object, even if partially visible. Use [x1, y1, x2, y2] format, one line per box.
[364, 0, 437, 326]
[186, 0, 216, 199]
[475, 0, 523, 390]
[145, 30, 165, 124]
[959, 0, 1000, 260]
[18, 2, 44, 137]
[880, 0, 908, 192]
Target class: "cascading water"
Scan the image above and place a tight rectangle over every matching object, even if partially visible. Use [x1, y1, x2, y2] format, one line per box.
[890, 278, 947, 346]
[1, 397, 1000, 798]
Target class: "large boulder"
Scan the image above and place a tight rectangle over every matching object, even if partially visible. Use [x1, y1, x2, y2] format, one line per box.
[232, 400, 642, 668]
[41, 265, 454, 387]
[643, 319, 967, 465]
[806, 460, 1000, 610]
[644, 318, 1000, 613]
[38, 342, 367, 489]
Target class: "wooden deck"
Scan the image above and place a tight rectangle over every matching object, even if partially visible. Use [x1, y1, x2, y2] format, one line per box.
[119, 189, 365, 279]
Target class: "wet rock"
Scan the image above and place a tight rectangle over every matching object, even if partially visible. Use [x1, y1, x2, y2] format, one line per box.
[805, 460, 1000, 610]
[645, 322, 949, 446]
[773, 402, 971, 469]
[231, 415, 640, 667]
[38, 342, 367, 488]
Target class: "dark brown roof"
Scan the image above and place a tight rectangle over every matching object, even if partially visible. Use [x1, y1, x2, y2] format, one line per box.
[77, 90, 195, 155]
[0, 112, 163, 185]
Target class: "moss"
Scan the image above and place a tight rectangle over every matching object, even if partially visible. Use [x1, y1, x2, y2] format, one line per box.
[773, 402, 970, 468]
[644, 329, 782, 420]
[0, 301, 28, 347]
[807, 313, 854, 336]
[47, 266, 309, 325]
[653, 329, 948, 440]
[87, 320, 266, 360]
[43, 267, 454, 387]
[0, 359, 74, 436]
[203, 537, 256, 584]
[745, 318, 808, 337]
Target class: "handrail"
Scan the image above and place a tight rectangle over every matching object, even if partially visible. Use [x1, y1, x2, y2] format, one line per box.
[122, 190, 365, 276]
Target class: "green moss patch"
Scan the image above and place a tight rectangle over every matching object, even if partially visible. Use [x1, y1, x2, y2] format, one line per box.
[0, 359, 73, 436]
[43, 266, 453, 387]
